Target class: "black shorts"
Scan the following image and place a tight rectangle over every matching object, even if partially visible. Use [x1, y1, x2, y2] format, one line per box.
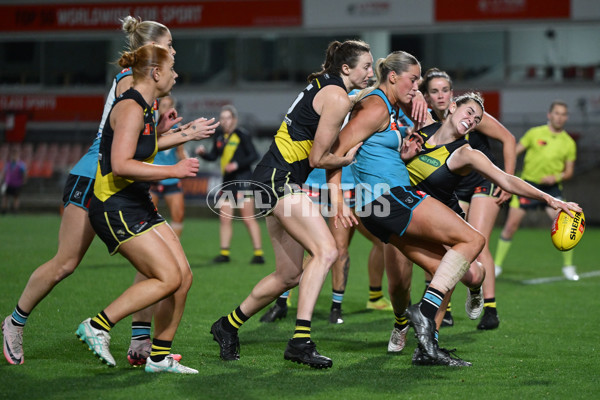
[150, 182, 183, 197]
[359, 186, 428, 243]
[220, 179, 256, 200]
[251, 165, 304, 216]
[510, 181, 563, 210]
[62, 174, 94, 211]
[4, 185, 22, 197]
[88, 200, 165, 255]
[455, 179, 499, 203]
[447, 196, 467, 220]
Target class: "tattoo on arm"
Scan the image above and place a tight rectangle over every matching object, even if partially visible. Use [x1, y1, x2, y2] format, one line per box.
[181, 125, 195, 137]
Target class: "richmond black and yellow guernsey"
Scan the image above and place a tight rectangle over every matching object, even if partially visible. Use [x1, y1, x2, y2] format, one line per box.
[92, 88, 158, 210]
[257, 73, 347, 184]
[407, 122, 468, 212]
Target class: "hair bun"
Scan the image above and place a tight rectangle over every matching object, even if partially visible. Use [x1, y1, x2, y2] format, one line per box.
[121, 16, 139, 33]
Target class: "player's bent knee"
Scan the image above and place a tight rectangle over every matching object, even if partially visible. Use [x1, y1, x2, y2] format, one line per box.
[462, 260, 485, 288]
[307, 241, 338, 269]
[179, 269, 193, 291]
[475, 260, 485, 283]
[159, 269, 183, 294]
[469, 232, 486, 257]
[324, 250, 339, 269]
[286, 276, 301, 290]
[278, 273, 301, 290]
[52, 259, 81, 281]
[318, 245, 339, 267]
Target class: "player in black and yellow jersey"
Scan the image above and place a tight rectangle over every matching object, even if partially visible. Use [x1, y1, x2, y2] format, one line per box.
[77, 43, 219, 374]
[0, 17, 192, 368]
[197, 104, 264, 264]
[211, 40, 373, 369]
[420, 68, 517, 330]
[407, 122, 468, 217]
[396, 93, 579, 364]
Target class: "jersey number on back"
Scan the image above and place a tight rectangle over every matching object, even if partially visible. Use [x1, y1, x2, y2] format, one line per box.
[287, 83, 314, 115]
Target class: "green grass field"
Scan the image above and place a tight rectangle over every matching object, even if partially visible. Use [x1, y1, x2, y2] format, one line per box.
[0, 214, 598, 399]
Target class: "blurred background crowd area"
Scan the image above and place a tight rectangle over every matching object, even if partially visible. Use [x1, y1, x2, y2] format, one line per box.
[1, 0, 599, 222]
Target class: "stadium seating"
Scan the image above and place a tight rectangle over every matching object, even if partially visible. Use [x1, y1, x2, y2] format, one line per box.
[0, 142, 89, 179]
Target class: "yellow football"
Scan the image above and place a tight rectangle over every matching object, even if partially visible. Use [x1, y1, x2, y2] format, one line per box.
[551, 210, 585, 251]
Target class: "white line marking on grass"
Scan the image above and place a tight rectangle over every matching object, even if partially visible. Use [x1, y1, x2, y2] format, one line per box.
[521, 270, 600, 285]
[580, 270, 600, 278]
[522, 276, 564, 285]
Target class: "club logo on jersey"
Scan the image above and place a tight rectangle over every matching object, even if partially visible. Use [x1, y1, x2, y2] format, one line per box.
[418, 155, 441, 167]
[537, 140, 547, 146]
[143, 124, 151, 135]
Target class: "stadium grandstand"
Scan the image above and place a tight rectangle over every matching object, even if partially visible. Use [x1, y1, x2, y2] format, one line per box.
[0, 0, 599, 222]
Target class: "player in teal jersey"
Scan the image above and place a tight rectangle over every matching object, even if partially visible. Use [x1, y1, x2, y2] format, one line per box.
[331, 51, 483, 366]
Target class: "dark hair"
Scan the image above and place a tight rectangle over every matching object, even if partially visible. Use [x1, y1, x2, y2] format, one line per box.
[419, 67, 453, 94]
[118, 44, 171, 82]
[307, 40, 370, 82]
[549, 100, 568, 112]
[121, 16, 170, 51]
[453, 92, 485, 113]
